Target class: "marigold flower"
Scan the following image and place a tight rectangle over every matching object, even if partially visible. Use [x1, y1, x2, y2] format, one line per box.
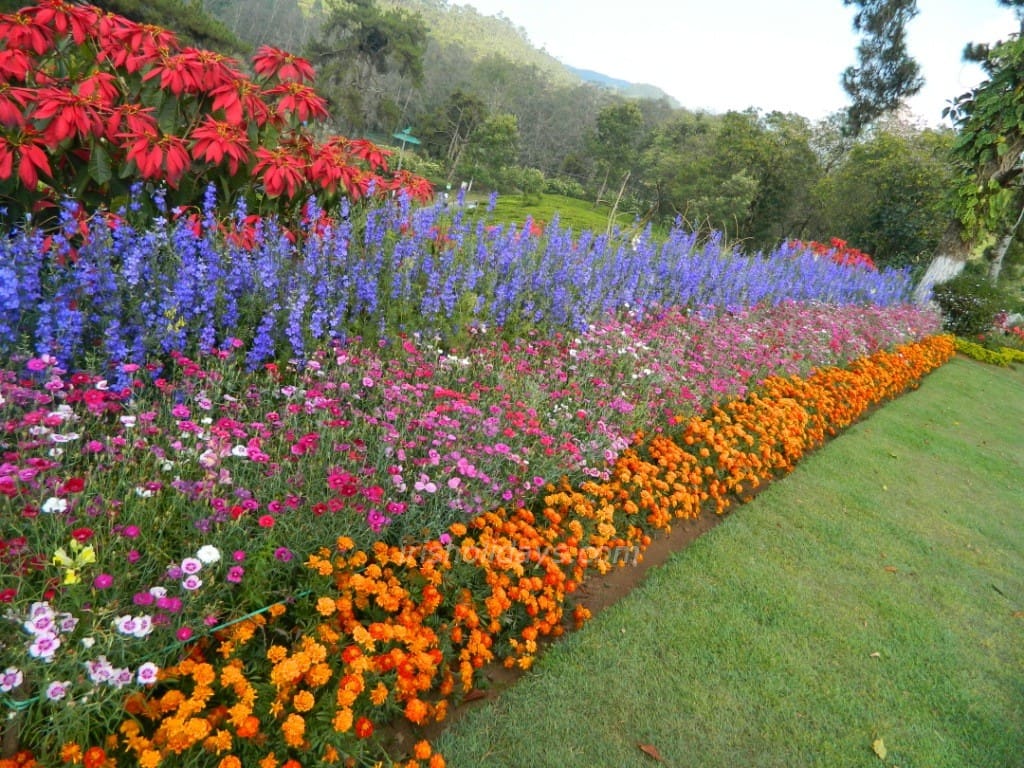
[354, 716, 374, 739]
[282, 713, 306, 747]
[60, 743, 82, 764]
[291, 690, 315, 712]
[218, 758, 241, 768]
[404, 698, 429, 725]
[370, 681, 389, 706]
[316, 596, 336, 616]
[413, 740, 432, 759]
[331, 707, 353, 733]
[82, 747, 108, 768]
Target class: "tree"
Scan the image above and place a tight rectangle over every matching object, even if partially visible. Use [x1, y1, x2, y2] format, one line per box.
[306, 0, 427, 132]
[712, 110, 821, 249]
[463, 113, 519, 188]
[638, 111, 758, 240]
[418, 89, 487, 181]
[814, 126, 954, 269]
[913, 5, 1024, 300]
[841, 0, 923, 135]
[588, 101, 645, 206]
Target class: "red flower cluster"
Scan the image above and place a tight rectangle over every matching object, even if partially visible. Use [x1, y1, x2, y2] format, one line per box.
[789, 238, 877, 271]
[0, 0, 433, 222]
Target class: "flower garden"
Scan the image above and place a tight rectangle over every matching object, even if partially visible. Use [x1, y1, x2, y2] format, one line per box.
[0, 3, 958, 767]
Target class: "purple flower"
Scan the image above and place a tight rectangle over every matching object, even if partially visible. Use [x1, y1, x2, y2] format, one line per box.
[274, 547, 293, 562]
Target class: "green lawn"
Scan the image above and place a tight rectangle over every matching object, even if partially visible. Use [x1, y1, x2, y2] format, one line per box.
[435, 357, 1024, 768]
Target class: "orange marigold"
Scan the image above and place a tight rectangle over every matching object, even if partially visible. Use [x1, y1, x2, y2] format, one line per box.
[218, 757, 242, 768]
[282, 713, 306, 747]
[332, 707, 353, 733]
[60, 743, 82, 764]
[370, 681, 389, 706]
[292, 690, 315, 712]
[413, 740, 432, 759]
[316, 596, 336, 616]
[404, 698, 429, 725]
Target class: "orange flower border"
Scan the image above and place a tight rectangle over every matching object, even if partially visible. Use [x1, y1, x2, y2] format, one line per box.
[1, 334, 955, 768]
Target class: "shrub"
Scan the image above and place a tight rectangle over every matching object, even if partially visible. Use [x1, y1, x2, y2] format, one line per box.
[932, 269, 1019, 338]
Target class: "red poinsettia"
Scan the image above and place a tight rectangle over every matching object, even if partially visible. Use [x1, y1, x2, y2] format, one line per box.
[189, 116, 250, 174]
[251, 45, 316, 83]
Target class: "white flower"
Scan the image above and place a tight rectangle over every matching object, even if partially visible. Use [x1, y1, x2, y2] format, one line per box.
[80, 636, 95, 649]
[136, 662, 160, 686]
[181, 574, 203, 591]
[180, 557, 203, 575]
[114, 615, 139, 636]
[41, 497, 68, 514]
[110, 667, 133, 688]
[120, 415, 137, 428]
[135, 486, 154, 498]
[50, 432, 80, 443]
[0, 667, 23, 692]
[196, 545, 221, 565]
[45, 680, 71, 701]
[230, 444, 249, 458]
[28, 631, 60, 661]
[85, 656, 113, 684]
[131, 615, 154, 638]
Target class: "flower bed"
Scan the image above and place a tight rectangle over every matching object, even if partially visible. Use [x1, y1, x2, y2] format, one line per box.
[0, 330, 954, 767]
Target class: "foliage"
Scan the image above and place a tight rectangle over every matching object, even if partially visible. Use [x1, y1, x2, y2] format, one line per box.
[0, 1, 432, 228]
[812, 126, 955, 268]
[305, 0, 427, 132]
[841, 0, 923, 135]
[946, 33, 1024, 238]
[932, 267, 1022, 337]
[91, 0, 249, 56]
[953, 335, 1024, 365]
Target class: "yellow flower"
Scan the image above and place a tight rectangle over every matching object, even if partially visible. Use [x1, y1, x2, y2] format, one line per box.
[63, 569, 80, 585]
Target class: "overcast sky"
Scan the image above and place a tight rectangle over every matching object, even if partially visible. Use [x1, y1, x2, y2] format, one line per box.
[460, 0, 1019, 124]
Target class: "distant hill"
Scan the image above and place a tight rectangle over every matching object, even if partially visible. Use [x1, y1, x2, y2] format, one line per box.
[566, 65, 680, 106]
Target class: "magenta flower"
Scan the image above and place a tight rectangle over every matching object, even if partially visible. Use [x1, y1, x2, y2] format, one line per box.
[93, 573, 114, 589]
[274, 547, 293, 562]
[226, 566, 245, 583]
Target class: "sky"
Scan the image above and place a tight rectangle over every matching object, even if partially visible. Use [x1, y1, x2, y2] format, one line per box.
[459, 0, 1021, 125]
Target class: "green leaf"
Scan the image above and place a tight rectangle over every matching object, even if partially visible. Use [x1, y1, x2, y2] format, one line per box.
[88, 141, 112, 186]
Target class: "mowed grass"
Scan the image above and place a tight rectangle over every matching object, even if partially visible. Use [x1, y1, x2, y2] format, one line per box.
[435, 356, 1024, 768]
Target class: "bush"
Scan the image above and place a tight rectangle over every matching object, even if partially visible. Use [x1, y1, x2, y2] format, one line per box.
[932, 270, 1018, 338]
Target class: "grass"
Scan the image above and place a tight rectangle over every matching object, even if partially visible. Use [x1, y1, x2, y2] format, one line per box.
[482, 192, 640, 235]
[434, 356, 1024, 768]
